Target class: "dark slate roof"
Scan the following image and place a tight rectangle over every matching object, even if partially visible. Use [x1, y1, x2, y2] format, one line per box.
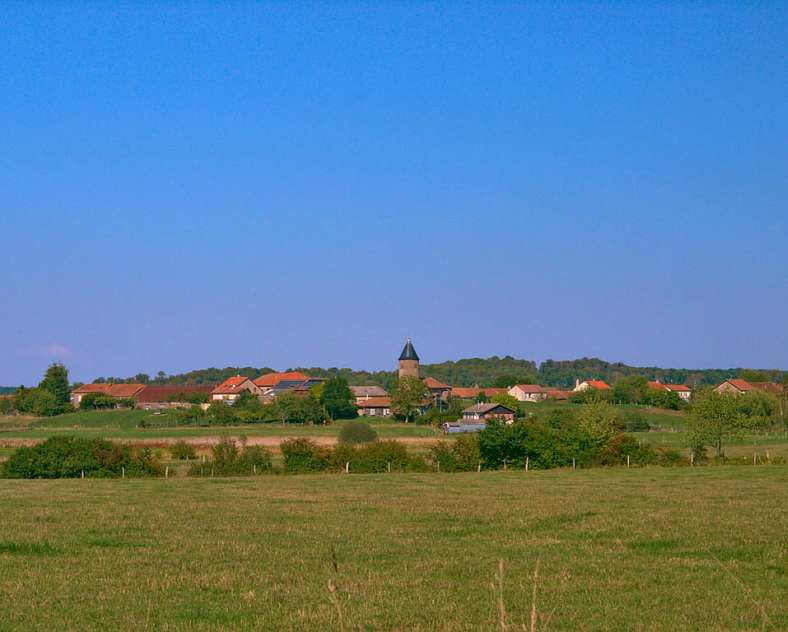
[399, 339, 419, 361]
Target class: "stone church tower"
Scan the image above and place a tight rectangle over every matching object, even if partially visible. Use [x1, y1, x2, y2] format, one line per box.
[398, 339, 420, 379]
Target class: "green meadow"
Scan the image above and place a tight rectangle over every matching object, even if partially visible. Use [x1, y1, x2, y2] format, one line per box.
[1, 467, 786, 631]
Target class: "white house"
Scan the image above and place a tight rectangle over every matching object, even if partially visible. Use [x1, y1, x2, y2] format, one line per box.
[508, 384, 547, 403]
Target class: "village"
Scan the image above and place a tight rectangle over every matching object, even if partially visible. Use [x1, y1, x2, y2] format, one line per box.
[64, 339, 782, 432]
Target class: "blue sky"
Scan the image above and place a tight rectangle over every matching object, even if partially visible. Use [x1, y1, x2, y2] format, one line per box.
[1, 2, 787, 385]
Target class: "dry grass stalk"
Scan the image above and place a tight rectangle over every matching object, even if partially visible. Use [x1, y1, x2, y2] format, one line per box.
[327, 577, 345, 632]
[708, 551, 773, 631]
[492, 558, 550, 632]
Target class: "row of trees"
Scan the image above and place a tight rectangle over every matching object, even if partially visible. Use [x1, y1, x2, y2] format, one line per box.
[95, 357, 788, 391]
[2, 364, 73, 417]
[686, 388, 785, 458]
[568, 376, 687, 410]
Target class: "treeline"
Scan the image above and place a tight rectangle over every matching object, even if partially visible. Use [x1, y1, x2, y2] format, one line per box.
[97, 356, 786, 390]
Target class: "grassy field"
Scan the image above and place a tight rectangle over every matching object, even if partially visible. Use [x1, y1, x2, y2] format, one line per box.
[0, 410, 437, 442]
[3, 407, 788, 460]
[1, 467, 786, 630]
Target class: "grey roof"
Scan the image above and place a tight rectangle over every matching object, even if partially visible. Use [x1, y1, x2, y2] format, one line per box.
[398, 339, 419, 361]
[463, 403, 516, 415]
[350, 385, 388, 397]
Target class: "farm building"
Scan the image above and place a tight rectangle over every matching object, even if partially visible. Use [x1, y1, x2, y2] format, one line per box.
[356, 396, 392, 417]
[462, 402, 515, 423]
[508, 384, 547, 403]
[210, 376, 262, 402]
[70, 383, 146, 408]
[135, 385, 215, 410]
[714, 379, 782, 396]
[573, 379, 611, 392]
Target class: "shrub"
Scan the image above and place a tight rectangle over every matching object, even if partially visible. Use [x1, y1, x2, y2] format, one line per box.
[3, 436, 163, 478]
[337, 420, 378, 445]
[657, 448, 687, 466]
[207, 401, 238, 425]
[175, 405, 207, 425]
[597, 434, 658, 466]
[79, 393, 117, 410]
[0, 397, 15, 415]
[13, 387, 65, 416]
[431, 435, 481, 472]
[170, 441, 197, 460]
[617, 410, 651, 432]
[188, 439, 273, 476]
[280, 438, 329, 473]
[354, 440, 408, 472]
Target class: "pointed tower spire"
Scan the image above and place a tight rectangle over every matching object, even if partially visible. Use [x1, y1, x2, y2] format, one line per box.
[399, 338, 419, 362]
[398, 338, 420, 378]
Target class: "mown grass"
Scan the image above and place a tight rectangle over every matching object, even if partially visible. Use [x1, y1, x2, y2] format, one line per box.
[0, 410, 436, 440]
[0, 467, 786, 630]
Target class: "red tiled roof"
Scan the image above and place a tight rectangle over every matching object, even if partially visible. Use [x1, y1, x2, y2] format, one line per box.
[212, 376, 255, 395]
[483, 388, 508, 397]
[751, 382, 783, 394]
[72, 383, 146, 397]
[726, 379, 754, 392]
[543, 389, 571, 400]
[664, 384, 691, 392]
[423, 377, 450, 389]
[253, 371, 309, 388]
[356, 396, 391, 408]
[647, 381, 668, 391]
[512, 384, 544, 393]
[584, 380, 611, 390]
[452, 387, 480, 399]
[136, 385, 215, 403]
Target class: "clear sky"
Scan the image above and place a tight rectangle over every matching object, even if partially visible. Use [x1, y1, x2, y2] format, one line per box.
[2, 2, 787, 385]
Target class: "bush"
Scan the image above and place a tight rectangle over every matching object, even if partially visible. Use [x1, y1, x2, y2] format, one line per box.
[0, 397, 15, 415]
[432, 435, 481, 472]
[14, 387, 67, 416]
[617, 410, 651, 432]
[280, 438, 329, 473]
[188, 438, 273, 476]
[207, 401, 238, 425]
[337, 420, 378, 444]
[597, 434, 658, 467]
[175, 405, 207, 425]
[3, 436, 163, 478]
[170, 441, 197, 460]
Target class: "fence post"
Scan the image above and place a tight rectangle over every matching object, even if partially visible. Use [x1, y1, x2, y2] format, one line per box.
[503, 459, 507, 471]
[436, 460, 440, 473]
[753, 452, 757, 465]
[572, 458, 576, 470]
[690, 452, 694, 467]
[345, 461, 350, 474]
[477, 462, 481, 473]
[253, 464, 257, 475]
[387, 461, 391, 473]
[81, 470, 84, 479]
[165, 466, 169, 479]
[767, 450, 771, 463]
[626, 455, 630, 468]
[122, 467, 125, 479]
[525, 457, 529, 472]
[211, 467, 214, 478]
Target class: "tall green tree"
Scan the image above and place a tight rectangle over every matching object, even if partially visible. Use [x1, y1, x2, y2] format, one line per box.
[390, 376, 428, 422]
[686, 391, 740, 458]
[38, 363, 70, 406]
[319, 377, 357, 420]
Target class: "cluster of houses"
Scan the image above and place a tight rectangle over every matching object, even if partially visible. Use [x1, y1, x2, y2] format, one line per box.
[69, 340, 781, 429]
[70, 371, 324, 410]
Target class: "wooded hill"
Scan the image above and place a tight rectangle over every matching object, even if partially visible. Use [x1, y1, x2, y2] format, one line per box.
[95, 356, 786, 390]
